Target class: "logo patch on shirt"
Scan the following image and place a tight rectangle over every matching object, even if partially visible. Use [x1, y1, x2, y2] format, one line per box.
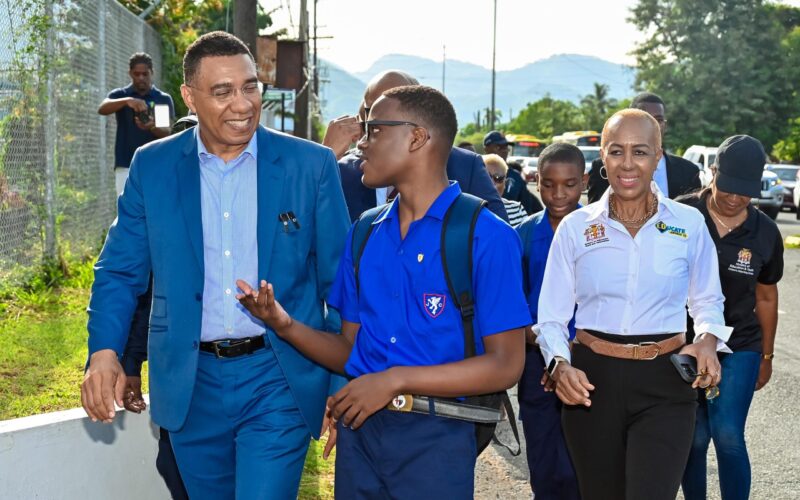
[729, 248, 755, 276]
[655, 220, 688, 238]
[423, 293, 446, 318]
[584, 223, 609, 247]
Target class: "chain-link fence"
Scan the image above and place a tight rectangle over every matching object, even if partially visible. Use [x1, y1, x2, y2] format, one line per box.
[0, 0, 162, 282]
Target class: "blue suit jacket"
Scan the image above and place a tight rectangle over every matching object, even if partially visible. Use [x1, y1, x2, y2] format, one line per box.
[338, 147, 508, 222]
[88, 126, 351, 435]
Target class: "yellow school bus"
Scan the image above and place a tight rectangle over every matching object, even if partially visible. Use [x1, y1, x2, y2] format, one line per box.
[505, 134, 548, 158]
[552, 130, 601, 147]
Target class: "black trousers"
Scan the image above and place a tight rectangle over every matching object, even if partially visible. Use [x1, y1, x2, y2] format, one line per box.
[157, 427, 189, 500]
[562, 332, 698, 500]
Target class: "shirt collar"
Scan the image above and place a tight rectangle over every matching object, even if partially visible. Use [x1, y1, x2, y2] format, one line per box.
[124, 83, 157, 98]
[587, 181, 674, 222]
[373, 181, 462, 225]
[657, 154, 667, 171]
[196, 126, 258, 163]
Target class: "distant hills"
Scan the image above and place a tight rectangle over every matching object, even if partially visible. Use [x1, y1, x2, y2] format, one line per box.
[318, 53, 636, 128]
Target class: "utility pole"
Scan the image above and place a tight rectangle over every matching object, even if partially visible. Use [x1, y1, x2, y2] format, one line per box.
[442, 44, 446, 94]
[490, 0, 497, 130]
[233, 0, 257, 54]
[295, 0, 311, 139]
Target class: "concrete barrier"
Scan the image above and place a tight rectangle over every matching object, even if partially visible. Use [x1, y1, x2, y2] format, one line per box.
[0, 397, 170, 499]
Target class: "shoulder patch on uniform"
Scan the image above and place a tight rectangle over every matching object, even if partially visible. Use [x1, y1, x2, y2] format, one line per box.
[423, 293, 446, 318]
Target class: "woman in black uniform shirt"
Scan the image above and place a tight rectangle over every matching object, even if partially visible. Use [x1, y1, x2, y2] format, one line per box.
[679, 135, 784, 500]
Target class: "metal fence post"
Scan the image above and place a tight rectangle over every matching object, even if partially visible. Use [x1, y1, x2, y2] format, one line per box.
[42, 0, 57, 260]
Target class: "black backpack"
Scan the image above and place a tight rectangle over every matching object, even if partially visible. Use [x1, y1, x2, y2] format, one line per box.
[351, 193, 521, 456]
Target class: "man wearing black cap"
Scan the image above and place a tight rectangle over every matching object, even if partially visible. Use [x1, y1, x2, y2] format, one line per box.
[484, 130, 544, 214]
[678, 135, 783, 500]
[587, 93, 701, 203]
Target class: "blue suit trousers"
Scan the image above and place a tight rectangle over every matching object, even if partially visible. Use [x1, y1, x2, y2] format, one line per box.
[169, 338, 311, 499]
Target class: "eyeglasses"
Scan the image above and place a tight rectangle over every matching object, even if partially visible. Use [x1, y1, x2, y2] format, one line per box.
[361, 119, 422, 141]
[188, 81, 263, 103]
[490, 174, 507, 183]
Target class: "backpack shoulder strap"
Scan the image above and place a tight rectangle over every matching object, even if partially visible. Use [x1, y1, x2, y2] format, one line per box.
[352, 204, 390, 293]
[515, 213, 537, 297]
[440, 193, 486, 359]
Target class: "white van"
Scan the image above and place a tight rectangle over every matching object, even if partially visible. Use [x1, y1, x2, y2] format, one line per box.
[682, 145, 716, 187]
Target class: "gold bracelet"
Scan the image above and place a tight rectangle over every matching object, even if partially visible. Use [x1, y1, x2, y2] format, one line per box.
[762, 353, 775, 360]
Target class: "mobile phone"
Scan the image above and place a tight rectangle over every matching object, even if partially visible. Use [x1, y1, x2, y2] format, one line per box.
[670, 353, 698, 384]
[154, 104, 170, 128]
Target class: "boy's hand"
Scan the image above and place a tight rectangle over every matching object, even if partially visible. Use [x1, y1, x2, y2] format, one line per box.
[321, 396, 338, 459]
[329, 371, 399, 430]
[236, 279, 293, 334]
[122, 376, 146, 413]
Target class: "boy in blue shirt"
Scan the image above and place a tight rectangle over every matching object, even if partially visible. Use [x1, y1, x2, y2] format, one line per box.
[236, 85, 530, 498]
[517, 143, 586, 499]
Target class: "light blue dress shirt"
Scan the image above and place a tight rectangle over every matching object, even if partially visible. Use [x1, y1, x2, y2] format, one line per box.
[197, 130, 265, 341]
[654, 154, 668, 197]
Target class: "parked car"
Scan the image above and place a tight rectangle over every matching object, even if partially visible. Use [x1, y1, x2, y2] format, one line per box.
[578, 146, 601, 175]
[522, 157, 538, 183]
[682, 145, 716, 187]
[684, 145, 783, 219]
[764, 164, 799, 211]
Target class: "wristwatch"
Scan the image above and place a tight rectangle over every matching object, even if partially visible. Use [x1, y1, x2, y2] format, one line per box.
[547, 356, 568, 377]
[762, 353, 775, 360]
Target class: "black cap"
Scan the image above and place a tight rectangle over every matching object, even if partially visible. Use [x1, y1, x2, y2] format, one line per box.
[483, 130, 508, 146]
[715, 135, 766, 198]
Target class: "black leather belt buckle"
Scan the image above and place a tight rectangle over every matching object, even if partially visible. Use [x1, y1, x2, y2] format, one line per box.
[201, 335, 265, 358]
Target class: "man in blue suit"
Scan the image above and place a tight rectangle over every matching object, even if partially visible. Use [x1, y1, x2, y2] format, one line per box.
[81, 32, 350, 499]
[323, 70, 507, 222]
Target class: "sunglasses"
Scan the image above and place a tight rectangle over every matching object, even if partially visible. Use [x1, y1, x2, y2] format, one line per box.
[490, 174, 507, 183]
[360, 119, 422, 141]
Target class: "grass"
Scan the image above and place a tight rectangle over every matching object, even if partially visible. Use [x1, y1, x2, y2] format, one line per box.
[0, 258, 335, 498]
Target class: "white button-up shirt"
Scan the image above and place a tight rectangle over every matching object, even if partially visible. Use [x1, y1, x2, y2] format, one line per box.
[534, 183, 732, 365]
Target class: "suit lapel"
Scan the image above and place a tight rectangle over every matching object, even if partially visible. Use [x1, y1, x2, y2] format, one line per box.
[177, 129, 204, 273]
[256, 127, 286, 279]
[665, 154, 677, 198]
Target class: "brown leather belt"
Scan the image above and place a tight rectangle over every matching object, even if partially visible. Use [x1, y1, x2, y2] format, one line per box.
[575, 329, 685, 360]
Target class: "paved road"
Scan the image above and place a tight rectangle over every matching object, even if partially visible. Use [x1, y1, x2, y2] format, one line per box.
[475, 210, 800, 499]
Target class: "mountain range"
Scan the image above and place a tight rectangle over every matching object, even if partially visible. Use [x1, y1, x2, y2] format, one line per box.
[318, 53, 636, 128]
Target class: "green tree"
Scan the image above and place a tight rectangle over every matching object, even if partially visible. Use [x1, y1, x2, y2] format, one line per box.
[580, 83, 617, 131]
[506, 96, 586, 139]
[630, 0, 799, 152]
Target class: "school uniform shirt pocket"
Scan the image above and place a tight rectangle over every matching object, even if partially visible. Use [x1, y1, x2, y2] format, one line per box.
[652, 236, 689, 278]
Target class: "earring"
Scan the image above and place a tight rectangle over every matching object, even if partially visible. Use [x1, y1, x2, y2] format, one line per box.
[599, 166, 608, 180]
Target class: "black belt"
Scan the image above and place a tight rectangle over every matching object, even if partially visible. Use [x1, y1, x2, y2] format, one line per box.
[199, 335, 267, 358]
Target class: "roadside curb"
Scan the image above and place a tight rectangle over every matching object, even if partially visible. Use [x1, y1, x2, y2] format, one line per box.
[784, 235, 800, 248]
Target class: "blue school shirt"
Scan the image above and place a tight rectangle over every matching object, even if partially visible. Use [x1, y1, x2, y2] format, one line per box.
[327, 182, 531, 378]
[521, 209, 577, 340]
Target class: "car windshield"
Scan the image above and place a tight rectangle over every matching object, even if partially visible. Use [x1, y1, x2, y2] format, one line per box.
[770, 168, 797, 181]
[582, 150, 601, 163]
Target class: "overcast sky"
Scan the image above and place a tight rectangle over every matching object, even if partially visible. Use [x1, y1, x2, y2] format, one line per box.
[267, 0, 800, 73]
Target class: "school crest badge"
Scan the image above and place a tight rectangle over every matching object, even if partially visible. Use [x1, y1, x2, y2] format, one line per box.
[584, 223, 609, 247]
[423, 293, 446, 318]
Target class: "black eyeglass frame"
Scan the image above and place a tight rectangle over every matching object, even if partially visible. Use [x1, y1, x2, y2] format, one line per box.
[489, 173, 507, 183]
[360, 119, 424, 141]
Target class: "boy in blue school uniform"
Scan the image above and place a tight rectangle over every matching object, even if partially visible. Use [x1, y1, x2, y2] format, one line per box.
[517, 143, 586, 500]
[236, 85, 530, 498]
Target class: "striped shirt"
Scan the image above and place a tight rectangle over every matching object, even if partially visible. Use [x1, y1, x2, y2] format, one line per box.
[503, 198, 527, 227]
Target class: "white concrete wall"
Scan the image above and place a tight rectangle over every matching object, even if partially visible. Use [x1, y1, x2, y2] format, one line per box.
[0, 398, 170, 500]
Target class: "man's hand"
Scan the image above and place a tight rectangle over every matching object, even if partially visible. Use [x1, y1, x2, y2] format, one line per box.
[552, 362, 594, 406]
[126, 98, 148, 113]
[123, 375, 146, 413]
[755, 358, 772, 391]
[679, 333, 722, 389]
[322, 115, 362, 160]
[329, 370, 400, 430]
[236, 279, 293, 334]
[81, 349, 126, 423]
[134, 115, 154, 131]
[320, 396, 337, 459]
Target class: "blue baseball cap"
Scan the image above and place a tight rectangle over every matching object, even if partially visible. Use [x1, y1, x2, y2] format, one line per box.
[483, 130, 508, 146]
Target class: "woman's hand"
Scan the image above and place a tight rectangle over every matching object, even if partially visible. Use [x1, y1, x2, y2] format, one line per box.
[236, 279, 293, 334]
[755, 358, 772, 390]
[552, 362, 594, 406]
[679, 333, 722, 389]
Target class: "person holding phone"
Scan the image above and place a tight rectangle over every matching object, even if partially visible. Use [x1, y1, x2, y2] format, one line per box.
[679, 135, 784, 500]
[98, 52, 175, 195]
[534, 109, 732, 500]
